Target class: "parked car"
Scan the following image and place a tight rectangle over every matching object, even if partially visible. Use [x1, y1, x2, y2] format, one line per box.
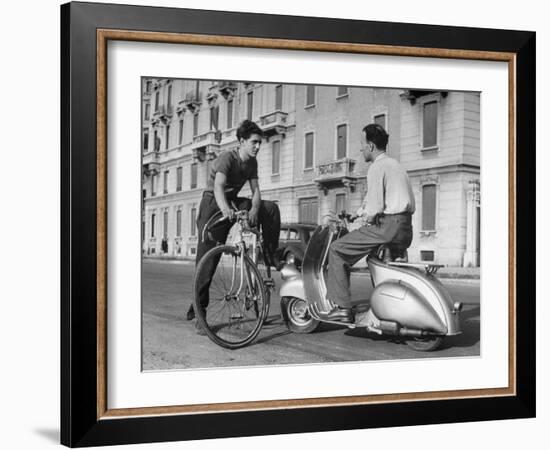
[274, 223, 318, 267]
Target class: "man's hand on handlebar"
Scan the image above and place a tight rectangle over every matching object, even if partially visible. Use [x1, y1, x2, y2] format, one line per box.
[221, 207, 235, 221]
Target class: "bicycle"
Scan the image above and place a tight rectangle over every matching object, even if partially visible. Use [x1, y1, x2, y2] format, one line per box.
[193, 208, 274, 349]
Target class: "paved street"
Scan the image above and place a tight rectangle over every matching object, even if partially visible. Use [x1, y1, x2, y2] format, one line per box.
[142, 260, 480, 370]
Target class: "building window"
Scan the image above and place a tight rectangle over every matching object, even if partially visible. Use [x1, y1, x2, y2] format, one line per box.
[423, 101, 438, 149]
[337, 86, 348, 97]
[154, 91, 159, 112]
[336, 124, 347, 159]
[144, 103, 150, 121]
[305, 132, 314, 169]
[176, 167, 183, 192]
[227, 99, 233, 129]
[275, 85, 283, 110]
[272, 140, 280, 175]
[154, 130, 160, 152]
[191, 163, 198, 189]
[299, 197, 318, 224]
[151, 174, 156, 197]
[422, 184, 437, 231]
[163, 170, 169, 194]
[176, 209, 182, 237]
[167, 84, 172, 111]
[247, 91, 253, 120]
[145, 80, 152, 93]
[335, 193, 346, 215]
[163, 211, 168, 237]
[190, 207, 197, 236]
[305, 85, 315, 107]
[178, 119, 184, 145]
[420, 250, 435, 262]
[210, 105, 219, 130]
[374, 113, 386, 130]
[165, 125, 170, 150]
[143, 129, 149, 151]
[193, 113, 199, 137]
[151, 213, 156, 237]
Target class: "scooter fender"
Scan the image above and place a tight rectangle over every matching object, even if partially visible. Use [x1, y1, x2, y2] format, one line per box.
[370, 280, 448, 334]
[278, 275, 306, 301]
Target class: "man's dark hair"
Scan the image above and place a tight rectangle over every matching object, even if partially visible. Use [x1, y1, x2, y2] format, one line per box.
[236, 120, 264, 141]
[363, 123, 389, 150]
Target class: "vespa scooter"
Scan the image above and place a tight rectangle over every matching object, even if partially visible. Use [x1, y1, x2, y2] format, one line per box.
[279, 213, 462, 351]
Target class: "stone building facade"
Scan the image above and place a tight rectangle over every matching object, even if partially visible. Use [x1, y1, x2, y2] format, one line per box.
[141, 79, 480, 267]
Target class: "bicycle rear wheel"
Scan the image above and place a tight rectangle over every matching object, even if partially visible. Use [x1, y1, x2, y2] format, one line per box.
[193, 245, 268, 349]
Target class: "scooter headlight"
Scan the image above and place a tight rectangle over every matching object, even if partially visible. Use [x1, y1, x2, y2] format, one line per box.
[285, 253, 296, 265]
[453, 301, 463, 313]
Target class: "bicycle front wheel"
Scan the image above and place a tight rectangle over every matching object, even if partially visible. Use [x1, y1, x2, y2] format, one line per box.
[193, 245, 268, 349]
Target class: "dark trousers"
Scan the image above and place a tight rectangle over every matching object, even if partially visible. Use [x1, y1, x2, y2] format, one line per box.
[326, 214, 413, 308]
[194, 193, 281, 309]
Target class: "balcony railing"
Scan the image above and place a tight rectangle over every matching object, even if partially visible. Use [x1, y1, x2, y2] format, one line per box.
[314, 158, 358, 194]
[152, 104, 173, 122]
[142, 152, 160, 176]
[183, 91, 202, 112]
[218, 81, 237, 99]
[192, 130, 221, 162]
[259, 111, 288, 139]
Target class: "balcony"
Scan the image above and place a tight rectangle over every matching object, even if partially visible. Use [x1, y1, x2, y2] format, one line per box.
[142, 152, 160, 176]
[206, 84, 219, 103]
[218, 81, 237, 99]
[314, 158, 358, 195]
[175, 100, 187, 116]
[151, 104, 173, 124]
[183, 91, 202, 112]
[400, 89, 448, 105]
[192, 130, 222, 162]
[259, 111, 288, 140]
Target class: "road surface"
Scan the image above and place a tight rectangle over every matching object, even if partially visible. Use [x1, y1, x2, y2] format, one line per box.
[142, 260, 480, 370]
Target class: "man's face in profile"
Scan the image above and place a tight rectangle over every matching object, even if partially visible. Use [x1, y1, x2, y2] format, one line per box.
[241, 133, 263, 159]
[360, 132, 373, 163]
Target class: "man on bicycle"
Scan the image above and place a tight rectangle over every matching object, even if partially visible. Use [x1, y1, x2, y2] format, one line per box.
[187, 119, 281, 330]
[324, 123, 415, 322]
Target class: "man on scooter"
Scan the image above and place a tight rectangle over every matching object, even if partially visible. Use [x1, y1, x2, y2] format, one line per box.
[324, 123, 415, 322]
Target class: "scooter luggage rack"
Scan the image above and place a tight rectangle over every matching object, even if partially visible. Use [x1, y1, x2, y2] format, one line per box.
[387, 261, 445, 276]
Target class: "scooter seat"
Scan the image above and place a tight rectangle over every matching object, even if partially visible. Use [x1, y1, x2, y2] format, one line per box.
[378, 244, 409, 263]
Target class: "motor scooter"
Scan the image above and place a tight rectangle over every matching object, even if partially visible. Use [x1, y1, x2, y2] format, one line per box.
[279, 213, 462, 351]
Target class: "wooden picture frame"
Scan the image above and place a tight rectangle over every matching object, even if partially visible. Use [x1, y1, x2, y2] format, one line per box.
[61, 1, 535, 446]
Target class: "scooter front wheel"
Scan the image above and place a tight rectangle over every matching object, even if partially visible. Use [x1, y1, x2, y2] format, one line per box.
[406, 336, 444, 352]
[281, 297, 319, 334]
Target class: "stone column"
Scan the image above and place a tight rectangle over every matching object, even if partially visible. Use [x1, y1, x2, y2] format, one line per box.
[463, 180, 480, 267]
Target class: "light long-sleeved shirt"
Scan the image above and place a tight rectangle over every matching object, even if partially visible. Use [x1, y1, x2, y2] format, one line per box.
[357, 153, 415, 221]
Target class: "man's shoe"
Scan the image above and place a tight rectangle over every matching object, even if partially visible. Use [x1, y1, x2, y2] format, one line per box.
[186, 305, 195, 321]
[194, 319, 206, 336]
[323, 306, 353, 322]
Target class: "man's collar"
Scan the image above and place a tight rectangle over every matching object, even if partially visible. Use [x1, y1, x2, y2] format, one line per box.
[373, 152, 388, 162]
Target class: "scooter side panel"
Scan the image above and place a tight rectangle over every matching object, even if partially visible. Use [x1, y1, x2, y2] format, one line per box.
[369, 258, 461, 335]
[371, 281, 447, 334]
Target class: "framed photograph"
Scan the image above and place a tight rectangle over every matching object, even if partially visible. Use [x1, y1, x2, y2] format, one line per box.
[61, 1, 535, 447]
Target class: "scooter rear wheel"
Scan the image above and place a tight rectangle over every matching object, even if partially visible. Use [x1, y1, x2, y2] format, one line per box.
[281, 297, 319, 334]
[406, 336, 443, 352]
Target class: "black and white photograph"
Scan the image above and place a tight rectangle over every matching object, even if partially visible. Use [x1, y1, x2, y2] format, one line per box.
[141, 78, 481, 370]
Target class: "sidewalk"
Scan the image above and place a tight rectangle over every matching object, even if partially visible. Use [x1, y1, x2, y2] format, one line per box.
[143, 255, 480, 279]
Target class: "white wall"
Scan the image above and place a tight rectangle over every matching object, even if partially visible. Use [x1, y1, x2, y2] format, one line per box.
[1, 1, 546, 449]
